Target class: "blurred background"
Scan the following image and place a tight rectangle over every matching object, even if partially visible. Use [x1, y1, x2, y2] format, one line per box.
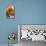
[0, 0, 46, 46]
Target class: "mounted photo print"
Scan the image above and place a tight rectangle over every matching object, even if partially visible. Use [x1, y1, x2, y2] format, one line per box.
[6, 5, 15, 19]
[18, 24, 46, 41]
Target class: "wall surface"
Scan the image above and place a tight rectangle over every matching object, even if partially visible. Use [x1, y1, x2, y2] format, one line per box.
[0, 0, 46, 44]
